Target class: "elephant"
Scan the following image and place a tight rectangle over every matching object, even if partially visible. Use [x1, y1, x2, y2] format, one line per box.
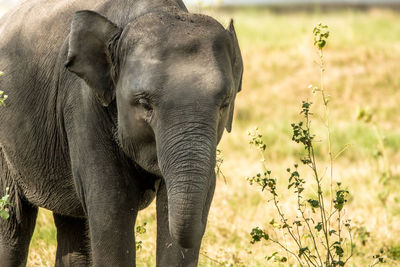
[0, 0, 243, 266]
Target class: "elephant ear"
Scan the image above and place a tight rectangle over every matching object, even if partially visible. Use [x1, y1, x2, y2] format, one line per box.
[65, 10, 122, 107]
[226, 19, 243, 133]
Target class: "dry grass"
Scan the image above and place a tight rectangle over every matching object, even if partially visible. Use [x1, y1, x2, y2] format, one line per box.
[23, 7, 400, 267]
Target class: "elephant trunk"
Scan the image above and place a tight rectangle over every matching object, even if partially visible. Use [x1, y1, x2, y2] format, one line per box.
[156, 116, 217, 249]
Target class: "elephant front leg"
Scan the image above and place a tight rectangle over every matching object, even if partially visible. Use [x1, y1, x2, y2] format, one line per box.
[73, 164, 140, 267]
[85, 184, 138, 267]
[156, 180, 201, 267]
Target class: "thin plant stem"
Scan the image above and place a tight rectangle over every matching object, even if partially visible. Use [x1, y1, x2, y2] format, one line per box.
[272, 193, 317, 266]
[199, 252, 224, 266]
[269, 237, 305, 267]
[297, 192, 324, 266]
[305, 108, 333, 263]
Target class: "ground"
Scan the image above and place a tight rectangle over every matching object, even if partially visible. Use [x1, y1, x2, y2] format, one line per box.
[6, 5, 400, 267]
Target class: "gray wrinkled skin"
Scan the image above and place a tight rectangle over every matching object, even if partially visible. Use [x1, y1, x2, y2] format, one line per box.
[0, 0, 243, 266]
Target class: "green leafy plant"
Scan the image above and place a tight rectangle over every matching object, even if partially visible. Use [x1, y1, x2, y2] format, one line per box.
[135, 222, 147, 250]
[216, 149, 226, 182]
[0, 187, 12, 220]
[247, 24, 356, 267]
[371, 249, 386, 266]
[0, 72, 7, 107]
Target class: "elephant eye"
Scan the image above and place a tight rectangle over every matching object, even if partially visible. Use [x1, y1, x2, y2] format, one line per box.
[138, 98, 153, 111]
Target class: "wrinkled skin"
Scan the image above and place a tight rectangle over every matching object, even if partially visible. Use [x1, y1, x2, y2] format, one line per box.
[0, 0, 243, 266]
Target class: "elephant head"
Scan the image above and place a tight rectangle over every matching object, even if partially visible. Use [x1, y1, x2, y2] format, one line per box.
[65, 10, 243, 248]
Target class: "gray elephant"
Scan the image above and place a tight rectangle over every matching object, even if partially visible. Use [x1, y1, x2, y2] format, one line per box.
[0, 0, 243, 266]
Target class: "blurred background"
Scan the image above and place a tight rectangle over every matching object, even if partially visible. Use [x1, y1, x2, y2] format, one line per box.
[1, 0, 400, 266]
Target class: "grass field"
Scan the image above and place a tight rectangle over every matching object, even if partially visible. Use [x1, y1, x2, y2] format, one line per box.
[24, 6, 400, 267]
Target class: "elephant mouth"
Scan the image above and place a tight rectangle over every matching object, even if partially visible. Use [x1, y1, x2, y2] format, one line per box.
[115, 129, 161, 176]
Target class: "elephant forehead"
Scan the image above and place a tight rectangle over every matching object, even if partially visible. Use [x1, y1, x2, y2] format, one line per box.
[119, 13, 233, 95]
[164, 57, 230, 92]
[123, 44, 232, 85]
[121, 53, 231, 97]
[124, 11, 231, 54]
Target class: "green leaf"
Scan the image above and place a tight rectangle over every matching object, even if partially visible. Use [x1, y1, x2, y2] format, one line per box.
[307, 199, 319, 208]
[315, 222, 323, 232]
[266, 252, 278, 261]
[0, 210, 9, 220]
[334, 245, 344, 257]
[298, 247, 309, 257]
[1, 194, 9, 202]
[280, 256, 287, 262]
